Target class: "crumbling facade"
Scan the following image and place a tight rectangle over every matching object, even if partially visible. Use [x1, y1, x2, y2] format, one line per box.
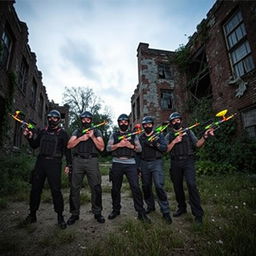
[131, 0, 256, 137]
[0, 1, 69, 151]
[131, 43, 187, 126]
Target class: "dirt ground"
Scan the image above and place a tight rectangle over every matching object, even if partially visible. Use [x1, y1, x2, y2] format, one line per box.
[0, 175, 196, 256]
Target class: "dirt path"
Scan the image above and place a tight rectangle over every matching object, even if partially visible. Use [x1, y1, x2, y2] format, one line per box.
[0, 175, 196, 256]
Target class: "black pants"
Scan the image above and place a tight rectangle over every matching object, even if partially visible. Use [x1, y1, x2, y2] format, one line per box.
[170, 158, 204, 217]
[29, 156, 64, 214]
[111, 162, 145, 213]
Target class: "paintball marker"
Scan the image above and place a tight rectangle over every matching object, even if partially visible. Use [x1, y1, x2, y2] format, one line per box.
[118, 124, 144, 140]
[174, 122, 200, 136]
[82, 121, 108, 134]
[148, 122, 170, 142]
[204, 109, 237, 131]
[9, 110, 36, 131]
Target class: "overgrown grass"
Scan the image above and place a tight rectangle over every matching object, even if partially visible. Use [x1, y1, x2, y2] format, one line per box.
[83, 219, 184, 256]
[1, 153, 255, 255]
[82, 172, 256, 256]
[38, 229, 76, 248]
[99, 161, 112, 175]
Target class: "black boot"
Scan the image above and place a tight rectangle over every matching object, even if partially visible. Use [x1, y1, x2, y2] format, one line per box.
[195, 216, 203, 225]
[138, 212, 151, 223]
[67, 215, 79, 225]
[108, 211, 120, 220]
[23, 213, 37, 225]
[173, 208, 187, 217]
[145, 207, 155, 214]
[94, 214, 105, 223]
[58, 214, 67, 229]
[163, 213, 172, 224]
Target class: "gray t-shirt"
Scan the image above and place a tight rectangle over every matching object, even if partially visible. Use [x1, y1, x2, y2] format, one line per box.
[107, 133, 142, 164]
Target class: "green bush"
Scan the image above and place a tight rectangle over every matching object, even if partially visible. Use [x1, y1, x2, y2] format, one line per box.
[0, 152, 35, 196]
[196, 160, 236, 176]
[186, 97, 256, 174]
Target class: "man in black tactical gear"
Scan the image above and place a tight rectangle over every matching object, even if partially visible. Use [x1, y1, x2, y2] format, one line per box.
[23, 110, 71, 229]
[106, 114, 150, 223]
[67, 111, 105, 224]
[165, 112, 214, 224]
[139, 116, 172, 224]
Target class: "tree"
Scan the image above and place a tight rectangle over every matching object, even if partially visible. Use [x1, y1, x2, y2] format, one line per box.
[62, 86, 113, 142]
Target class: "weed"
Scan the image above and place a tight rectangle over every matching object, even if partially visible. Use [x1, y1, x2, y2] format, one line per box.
[39, 229, 76, 248]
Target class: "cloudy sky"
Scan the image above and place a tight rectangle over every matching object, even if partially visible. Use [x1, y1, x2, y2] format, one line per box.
[15, 0, 216, 121]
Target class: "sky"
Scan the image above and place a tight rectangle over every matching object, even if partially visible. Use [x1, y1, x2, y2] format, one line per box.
[14, 0, 216, 122]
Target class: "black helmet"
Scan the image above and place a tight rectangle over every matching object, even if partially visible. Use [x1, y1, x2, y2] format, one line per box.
[47, 110, 61, 119]
[80, 111, 93, 119]
[117, 114, 129, 122]
[142, 116, 154, 124]
[169, 112, 182, 121]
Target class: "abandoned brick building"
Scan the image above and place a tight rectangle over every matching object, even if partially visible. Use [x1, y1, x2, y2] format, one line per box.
[0, 0, 69, 151]
[131, 0, 256, 137]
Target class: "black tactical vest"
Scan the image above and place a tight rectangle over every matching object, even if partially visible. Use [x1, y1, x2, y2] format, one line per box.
[168, 130, 195, 157]
[111, 131, 136, 158]
[73, 129, 100, 157]
[139, 134, 162, 160]
[39, 128, 62, 157]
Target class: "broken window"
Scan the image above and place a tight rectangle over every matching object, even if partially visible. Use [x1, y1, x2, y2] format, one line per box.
[160, 89, 173, 110]
[188, 48, 211, 99]
[158, 63, 172, 79]
[0, 29, 13, 69]
[241, 107, 256, 138]
[223, 10, 255, 77]
[18, 57, 29, 93]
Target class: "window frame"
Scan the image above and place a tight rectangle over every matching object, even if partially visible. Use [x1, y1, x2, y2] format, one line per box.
[0, 30, 13, 69]
[241, 107, 256, 138]
[160, 89, 173, 110]
[18, 57, 29, 94]
[158, 63, 173, 80]
[223, 10, 255, 78]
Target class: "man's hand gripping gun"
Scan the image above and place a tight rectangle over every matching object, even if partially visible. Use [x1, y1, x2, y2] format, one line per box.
[117, 124, 144, 141]
[148, 122, 169, 142]
[203, 109, 237, 131]
[9, 110, 36, 132]
[82, 121, 108, 134]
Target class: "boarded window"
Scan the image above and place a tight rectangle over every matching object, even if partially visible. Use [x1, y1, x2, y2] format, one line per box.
[241, 108, 256, 137]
